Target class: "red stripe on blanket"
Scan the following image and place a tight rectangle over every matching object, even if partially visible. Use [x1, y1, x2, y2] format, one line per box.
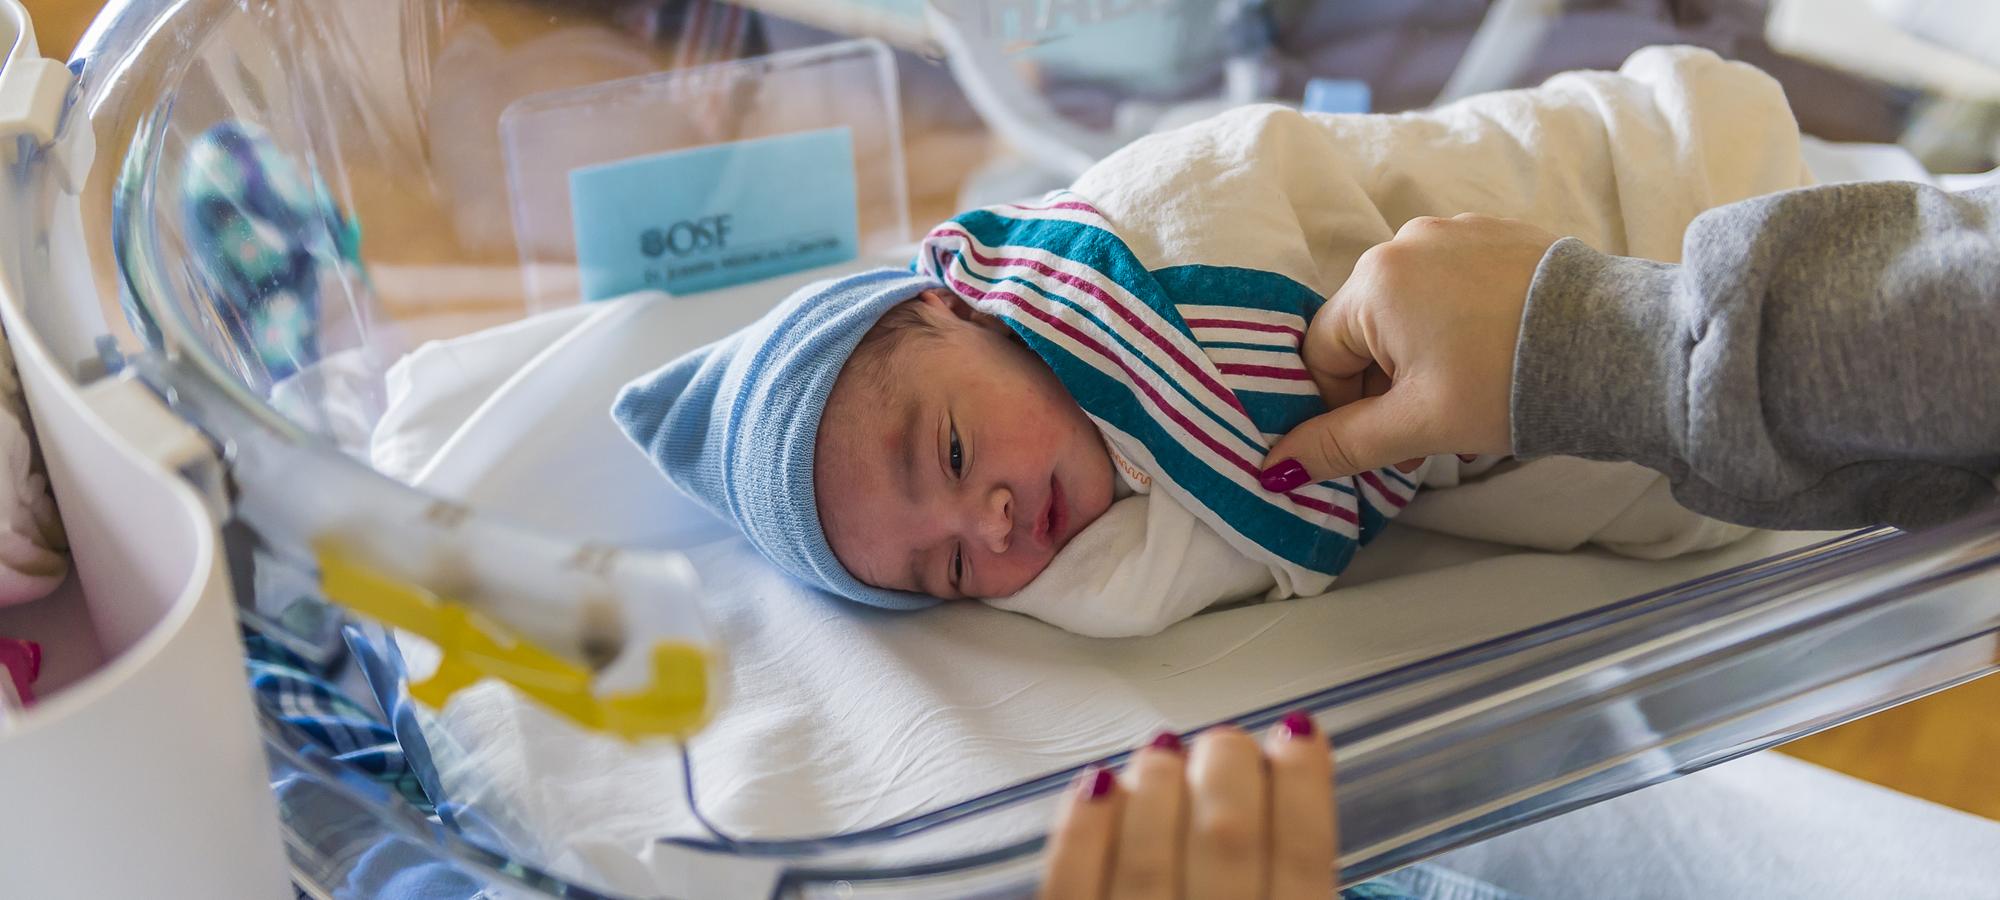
[1185, 318, 1306, 341]
[1356, 471, 1409, 509]
[1217, 363, 1310, 380]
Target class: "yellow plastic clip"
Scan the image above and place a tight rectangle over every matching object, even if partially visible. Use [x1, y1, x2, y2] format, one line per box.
[315, 540, 711, 740]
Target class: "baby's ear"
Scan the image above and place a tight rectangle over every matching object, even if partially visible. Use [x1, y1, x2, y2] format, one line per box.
[920, 287, 1007, 333]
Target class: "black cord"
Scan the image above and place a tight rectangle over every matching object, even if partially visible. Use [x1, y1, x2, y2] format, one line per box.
[676, 740, 748, 848]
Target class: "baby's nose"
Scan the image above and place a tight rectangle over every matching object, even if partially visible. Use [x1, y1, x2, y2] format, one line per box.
[977, 487, 1013, 554]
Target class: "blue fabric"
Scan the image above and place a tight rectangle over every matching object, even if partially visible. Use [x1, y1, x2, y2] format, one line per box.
[347, 628, 457, 826]
[338, 839, 484, 900]
[246, 631, 434, 814]
[612, 268, 941, 610]
[252, 630, 502, 899]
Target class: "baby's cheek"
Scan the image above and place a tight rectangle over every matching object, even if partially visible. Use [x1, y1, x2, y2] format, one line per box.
[988, 554, 1052, 599]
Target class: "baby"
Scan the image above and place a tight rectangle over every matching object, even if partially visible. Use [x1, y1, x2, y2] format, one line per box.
[812, 286, 1118, 601]
[615, 47, 1799, 635]
[614, 206, 1420, 631]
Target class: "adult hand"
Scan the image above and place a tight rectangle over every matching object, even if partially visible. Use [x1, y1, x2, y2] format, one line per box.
[1040, 713, 1335, 900]
[1261, 214, 1561, 485]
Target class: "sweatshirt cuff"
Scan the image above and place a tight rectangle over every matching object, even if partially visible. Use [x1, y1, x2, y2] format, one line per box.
[1511, 238, 1686, 466]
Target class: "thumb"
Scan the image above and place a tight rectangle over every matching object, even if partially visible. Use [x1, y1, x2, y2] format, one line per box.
[1300, 298, 1375, 408]
[1260, 393, 1432, 487]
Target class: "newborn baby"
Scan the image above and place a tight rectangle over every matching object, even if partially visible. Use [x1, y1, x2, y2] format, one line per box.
[616, 47, 1806, 635]
[812, 287, 1118, 601]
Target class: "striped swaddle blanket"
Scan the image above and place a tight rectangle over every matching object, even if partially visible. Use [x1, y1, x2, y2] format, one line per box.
[915, 193, 1418, 585]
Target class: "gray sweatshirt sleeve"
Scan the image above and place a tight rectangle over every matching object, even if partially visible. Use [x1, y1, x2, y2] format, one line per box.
[1512, 181, 2000, 530]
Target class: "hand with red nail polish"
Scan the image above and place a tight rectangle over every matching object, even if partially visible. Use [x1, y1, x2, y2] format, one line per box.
[1261, 214, 1559, 484]
[1040, 716, 1337, 899]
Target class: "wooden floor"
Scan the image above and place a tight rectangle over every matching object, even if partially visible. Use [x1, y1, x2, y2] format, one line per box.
[24, 0, 1999, 823]
[21, 0, 94, 53]
[1783, 666, 2000, 820]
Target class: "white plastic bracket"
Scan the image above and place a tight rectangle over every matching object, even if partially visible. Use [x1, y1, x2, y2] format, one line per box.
[0, 57, 65, 146]
[0, 0, 90, 191]
[79, 373, 230, 524]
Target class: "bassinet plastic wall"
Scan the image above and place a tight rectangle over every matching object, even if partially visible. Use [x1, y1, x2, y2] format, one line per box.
[0, 2, 291, 894]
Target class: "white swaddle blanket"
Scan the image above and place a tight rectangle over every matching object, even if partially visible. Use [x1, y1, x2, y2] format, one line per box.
[992, 45, 1808, 636]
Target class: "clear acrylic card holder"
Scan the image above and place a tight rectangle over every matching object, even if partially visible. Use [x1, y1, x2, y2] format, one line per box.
[500, 38, 912, 309]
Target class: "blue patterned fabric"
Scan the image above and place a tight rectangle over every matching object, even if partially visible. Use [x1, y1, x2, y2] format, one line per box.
[180, 121, 367, 387]
[245, 631, 434, 815]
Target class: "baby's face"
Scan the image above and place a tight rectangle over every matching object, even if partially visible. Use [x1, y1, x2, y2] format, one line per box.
[817, 290, 1114, 600]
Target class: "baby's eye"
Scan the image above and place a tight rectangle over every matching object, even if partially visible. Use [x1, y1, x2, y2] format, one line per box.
[950, 544, 964, 589]
[948, 422, 963, 478]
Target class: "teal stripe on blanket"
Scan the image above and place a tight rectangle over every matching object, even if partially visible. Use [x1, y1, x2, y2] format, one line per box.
[1233, 389, 1330, 437]
[1152, 264, 1327, 317]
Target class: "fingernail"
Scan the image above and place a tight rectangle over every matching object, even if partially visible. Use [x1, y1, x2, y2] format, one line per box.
[1281, 710, 1315, 740]
[1149, 731, 1184, 754]
[1259, 459, 1311, 493]
[1086, 767, 1116, 800]
[1458, 453, 1479, 463]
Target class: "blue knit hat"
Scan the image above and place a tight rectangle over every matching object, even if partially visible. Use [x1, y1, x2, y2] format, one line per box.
[612, 268, 943, 610]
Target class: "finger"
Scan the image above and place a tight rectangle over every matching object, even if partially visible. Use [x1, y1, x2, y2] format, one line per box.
[1042, 768, 1122, 900]
[1301, 295, 1376, 390]
[1310, 369, 1366, 413]
[1315, 365, 1391, 426]
[1108, 740, 1187, 900]
[1265, 712, 1336, 900]
[1394, 215, 1445, 239]
[1360, 363, 1392, 399]
[1262, 391, 1433, 485]
[1184, 726, 1269, 900]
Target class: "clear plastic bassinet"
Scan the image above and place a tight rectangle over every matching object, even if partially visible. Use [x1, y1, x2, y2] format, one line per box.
[5, 0, 2000, 897]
